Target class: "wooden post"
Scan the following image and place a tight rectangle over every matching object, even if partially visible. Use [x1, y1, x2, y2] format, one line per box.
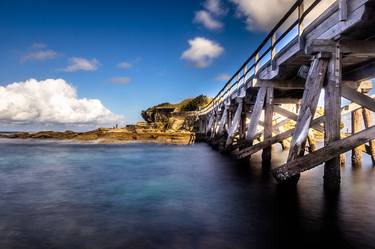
[307, 130, 317, 152]
[298, 1, 305, 49]
[351, 109, 362, 167]
[324, 42, 341, 190]
[240, 102, 249, 141]
[362, 108, 375, 164]
[246, 86, 267, 144]
[262, 87, 274, 166]
[288, 57, 329, 161]
[339, 0, 348, 21]
[271, 34, 277, 70]
[283, 55, 328, 184]
[253, 53, 260, 86]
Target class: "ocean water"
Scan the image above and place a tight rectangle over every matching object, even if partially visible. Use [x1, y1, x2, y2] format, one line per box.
[0, 139, 374, 249]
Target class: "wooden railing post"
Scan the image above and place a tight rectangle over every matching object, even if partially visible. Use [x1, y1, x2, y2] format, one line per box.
[237, 73, 240, 91]
[339, 0, 348, 21]
[271, 34, 277, 70]
[298, 1, 305, 49]
[244, 65, 248, 87]
[253, 53, 260, 86]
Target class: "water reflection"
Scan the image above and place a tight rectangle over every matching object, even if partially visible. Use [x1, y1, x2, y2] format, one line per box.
[0, 140, 374, 249]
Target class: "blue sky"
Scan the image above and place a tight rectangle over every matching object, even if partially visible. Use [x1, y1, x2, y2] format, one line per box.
[0, 0, 300, 130]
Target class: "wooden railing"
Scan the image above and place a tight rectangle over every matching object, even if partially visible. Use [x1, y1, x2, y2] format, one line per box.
[198, 0, 337, 115]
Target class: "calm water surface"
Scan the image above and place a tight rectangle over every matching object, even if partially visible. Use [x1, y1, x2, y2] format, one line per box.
[0, 140, 374, 249]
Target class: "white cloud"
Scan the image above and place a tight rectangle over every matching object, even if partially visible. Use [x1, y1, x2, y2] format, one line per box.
[204, 0, 226, 16]
[181, 37, 224, 68]
[230, 0, 293, 31]
[0, 79, 122, 125]
[216, 73, 231, 81]
[230, 0, 335, 31]
[194, 10, 223, 30]
[117, 61, 132, 69]
[194, 0, 226, 31]
[110, 77, 131, 84]
[62, 57, 100, 72]
[21, 50, 58, 62]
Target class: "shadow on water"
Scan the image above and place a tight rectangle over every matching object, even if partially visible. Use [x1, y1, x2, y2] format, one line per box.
[0, 141, 374, 249]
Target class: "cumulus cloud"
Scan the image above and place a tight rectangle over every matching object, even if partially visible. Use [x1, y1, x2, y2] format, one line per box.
[194, 10, 223, 30]
[62, 57, 100, 72]
[181, 37, 224, 68]
[21, 49, 58, 62]
[216, 73, 231, 82]
[204, 0, 226, 16]
[194, 0, 226, 30]
[117, 61, 132, 69]
[230, 0, 293, 31]
[0, 79, 122, 125]
[230, 0, 334, 31]
[110, 77, 131, 84]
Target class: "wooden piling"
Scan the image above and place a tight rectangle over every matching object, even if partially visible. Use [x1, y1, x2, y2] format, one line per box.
[262, 87, 274, 166]
[362, 108, 375, 164]
[351, 109, 362, 167]
[323, 43, 341, 190]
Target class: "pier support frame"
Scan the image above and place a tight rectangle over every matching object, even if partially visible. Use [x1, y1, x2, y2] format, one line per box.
[323, 42, 342, 190]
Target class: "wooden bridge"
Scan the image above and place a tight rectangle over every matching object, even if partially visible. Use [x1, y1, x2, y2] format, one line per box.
[196, 0, 375, 190]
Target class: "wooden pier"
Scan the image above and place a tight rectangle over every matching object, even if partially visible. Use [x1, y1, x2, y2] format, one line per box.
[196, 0, 375, 190]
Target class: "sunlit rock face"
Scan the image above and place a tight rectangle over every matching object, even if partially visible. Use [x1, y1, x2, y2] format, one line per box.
[141, 95, 211, 131]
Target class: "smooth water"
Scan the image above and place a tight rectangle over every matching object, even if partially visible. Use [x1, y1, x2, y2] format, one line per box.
[0, 140, 375, 249]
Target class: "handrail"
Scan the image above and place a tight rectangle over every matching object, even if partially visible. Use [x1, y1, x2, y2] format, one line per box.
[198, 0, 328, 115]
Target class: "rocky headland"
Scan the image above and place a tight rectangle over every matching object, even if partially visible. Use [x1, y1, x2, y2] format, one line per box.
[0, 95, 211, 144]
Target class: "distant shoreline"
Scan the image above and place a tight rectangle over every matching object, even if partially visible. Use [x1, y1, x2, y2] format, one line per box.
[0, 127, 196, 145]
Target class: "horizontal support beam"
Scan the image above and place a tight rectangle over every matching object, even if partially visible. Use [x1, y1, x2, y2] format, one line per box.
[235, 115, 325, 159]
[341, 40, 375, 57]
[308, 40, 375, 57]
[273, 98, 301, 104]
[273, 105, 324, 133]
[343, 60, 375, 82]
[256, 80, 306, 89]
[341, 94, 375, 115]
[342, 85, 375, 113]
[273, 125, 375, 182]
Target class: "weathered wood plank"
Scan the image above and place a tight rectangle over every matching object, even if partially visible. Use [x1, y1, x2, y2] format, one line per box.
[273, 125, 375, 182]
[342, 84, 375, 113]
[262, 87, 274, 165]
[226, 100, 243, 147]
[341, 94, 375, 115]
[273, 105, 324, 133]
[339, 0, 348, 21]
[288, 57, 329, 161]
[256, 80, 306, 89]
[236, 116, 325, 159]
[324, 43, 342, 189]
[351, 109, 362, 167]
[362, 108, 375, 164]
[246, 87, 267, 143]
[341, 40, 375, 57]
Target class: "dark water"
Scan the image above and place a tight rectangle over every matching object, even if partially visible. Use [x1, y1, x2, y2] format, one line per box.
[0, 140, 375, 249]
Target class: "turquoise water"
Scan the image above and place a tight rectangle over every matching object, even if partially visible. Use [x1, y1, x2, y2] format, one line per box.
[0, 140, 375, 249]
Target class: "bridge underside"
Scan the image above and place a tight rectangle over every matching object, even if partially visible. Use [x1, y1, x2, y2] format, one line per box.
[197, 0, 375, 190]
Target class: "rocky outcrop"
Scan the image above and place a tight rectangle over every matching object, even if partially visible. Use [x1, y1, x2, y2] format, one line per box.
[141, 95, 211, 131]
[0, 95, 210, 145]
